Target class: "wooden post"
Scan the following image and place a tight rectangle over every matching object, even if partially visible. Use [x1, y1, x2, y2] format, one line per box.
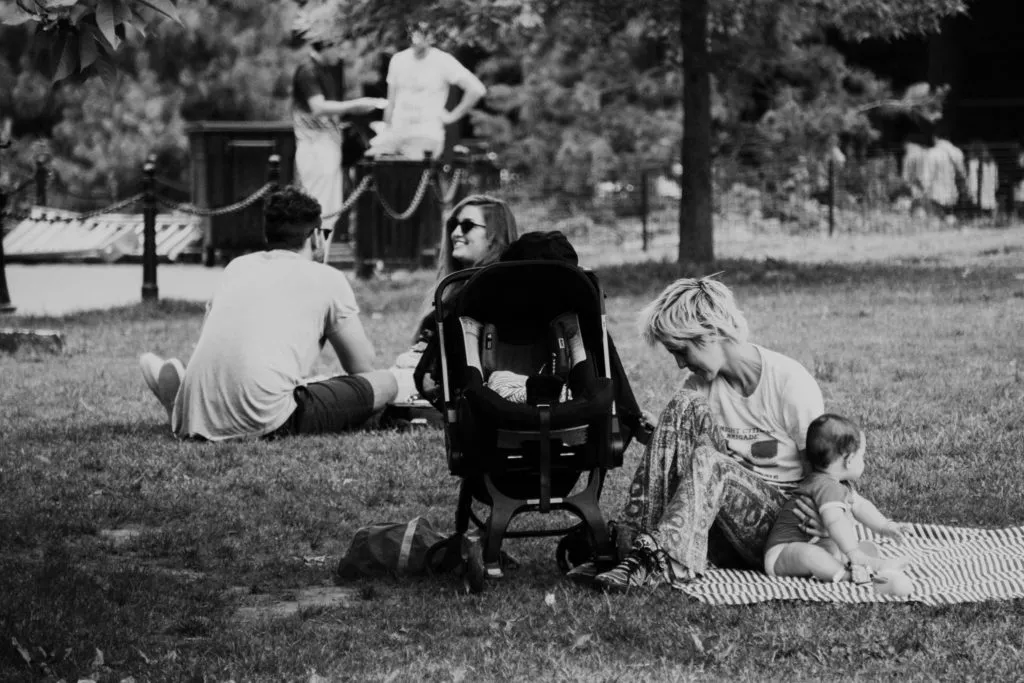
[0, 187, 15, 314]
[141, 154, 158, 302]
[640, 169, 650, 252]
[0, 128, 15, 314]
[267, 154, 281, 191]
[34, 154, 48, 207]
[827, 157, 836, 237]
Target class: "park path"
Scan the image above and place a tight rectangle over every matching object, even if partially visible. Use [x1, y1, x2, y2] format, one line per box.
[4, 222, 1024, 317]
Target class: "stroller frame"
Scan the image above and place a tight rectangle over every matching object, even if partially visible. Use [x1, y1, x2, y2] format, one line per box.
[432, 261, 624, 575]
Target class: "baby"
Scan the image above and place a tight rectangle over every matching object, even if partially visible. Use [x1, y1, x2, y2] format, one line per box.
[764, 414, 914, 592]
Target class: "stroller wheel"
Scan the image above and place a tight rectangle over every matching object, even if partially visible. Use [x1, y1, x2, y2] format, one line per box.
[556, 528, 594, 573]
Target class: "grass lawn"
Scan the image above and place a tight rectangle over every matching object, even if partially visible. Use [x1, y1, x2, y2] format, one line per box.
[2, 249, 1024, 682]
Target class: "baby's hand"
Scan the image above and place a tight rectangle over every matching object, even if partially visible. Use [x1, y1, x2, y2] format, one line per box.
[880, 521, 913, 544]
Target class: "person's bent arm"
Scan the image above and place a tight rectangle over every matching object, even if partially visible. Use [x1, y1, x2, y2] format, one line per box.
[851, 492, 910, 543]
[440, 79, 487, 126]
[306, 94, 385, 119]
[326, 315, 377, 375]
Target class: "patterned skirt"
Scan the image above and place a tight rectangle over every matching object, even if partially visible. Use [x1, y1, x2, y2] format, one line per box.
[618, 390, 790, 578]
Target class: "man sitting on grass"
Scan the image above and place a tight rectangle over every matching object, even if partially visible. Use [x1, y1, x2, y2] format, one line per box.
[139, 186, 397, 440]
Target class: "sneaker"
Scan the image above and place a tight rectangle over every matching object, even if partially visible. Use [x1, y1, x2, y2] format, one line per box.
[593, 532, 673, 592]
[139, 353, 184, 421]
[566, 561, 602, 587]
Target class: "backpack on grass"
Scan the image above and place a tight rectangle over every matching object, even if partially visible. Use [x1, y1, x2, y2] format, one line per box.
[335, 517, 485, 593]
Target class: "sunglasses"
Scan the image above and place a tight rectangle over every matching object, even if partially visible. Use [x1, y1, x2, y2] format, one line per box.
[447, 218, 487, 234]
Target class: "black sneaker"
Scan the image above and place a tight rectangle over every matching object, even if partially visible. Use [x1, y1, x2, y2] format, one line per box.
[565, 561, 602, 587]
[593, 533, 674, 592]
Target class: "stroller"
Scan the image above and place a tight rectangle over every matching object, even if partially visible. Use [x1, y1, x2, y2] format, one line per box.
[424, 258, 638, 581]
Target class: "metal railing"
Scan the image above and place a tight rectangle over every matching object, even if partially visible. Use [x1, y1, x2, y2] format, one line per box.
[0, 149, 475, 311]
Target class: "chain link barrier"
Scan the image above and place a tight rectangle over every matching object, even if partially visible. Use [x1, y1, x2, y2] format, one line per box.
[321, 174, 374, 220]
[373, 168, 433, 221]
[431, 167, 464, 205]
[154, 182, 273, 217]
[75, 193, 146, 220]
[4, 156, 481, 228]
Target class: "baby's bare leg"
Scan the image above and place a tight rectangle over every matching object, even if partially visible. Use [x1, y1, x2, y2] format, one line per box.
[773, 542, 849, 582]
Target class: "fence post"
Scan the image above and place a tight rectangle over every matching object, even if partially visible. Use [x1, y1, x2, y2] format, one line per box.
[0, 187, 15, 314]
[640, 169, 650, 252]
[34, 153, 48, 207]
[0, 129, 14, 313]
[267, 154, 281, 192]
[419, 150, 435, 269]
[827, 157, 836, 237]
[141, 153, 158, 302]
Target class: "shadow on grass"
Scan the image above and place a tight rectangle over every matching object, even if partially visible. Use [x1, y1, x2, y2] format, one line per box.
[2, 298, 207, 327]
[6, 420, 172, 446]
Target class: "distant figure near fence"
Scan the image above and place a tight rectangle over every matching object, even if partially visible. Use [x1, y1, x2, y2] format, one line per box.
[965, 140, 999, 213]
[291, 18, 386, 231]
[367, 20, 486, 160]
[902, 135, 966, 218]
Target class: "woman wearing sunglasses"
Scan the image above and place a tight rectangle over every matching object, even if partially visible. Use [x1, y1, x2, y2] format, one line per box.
[388, 194, 519, 409]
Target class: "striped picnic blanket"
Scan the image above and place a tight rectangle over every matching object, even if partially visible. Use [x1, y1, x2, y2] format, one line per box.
[679, 523, 1024, 605]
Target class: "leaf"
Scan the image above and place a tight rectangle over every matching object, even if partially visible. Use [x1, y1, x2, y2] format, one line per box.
[0, 1, 36, 24]
[41, 0, 78, 8]
[571, 634, 593, 651]
[51, 30, 80, 82]
[114, 0, 132, 24]
[95, 54, 119, 90]
[79, 27, 100, 69]
[91, 646, 105, 668]
[96, 0, 120, 49]
[136, 0, 181, 24]
[68, 3, 89, 22]
[11, 637, 32, 665]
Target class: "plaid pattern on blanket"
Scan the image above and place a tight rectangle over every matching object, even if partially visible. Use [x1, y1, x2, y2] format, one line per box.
[679, 523, 1024, 605]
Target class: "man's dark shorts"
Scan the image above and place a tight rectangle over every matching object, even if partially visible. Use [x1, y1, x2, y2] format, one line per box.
[270, 375, 375, 437]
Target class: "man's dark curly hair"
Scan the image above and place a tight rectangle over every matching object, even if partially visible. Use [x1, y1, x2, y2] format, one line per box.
[263, 186, 322, 250]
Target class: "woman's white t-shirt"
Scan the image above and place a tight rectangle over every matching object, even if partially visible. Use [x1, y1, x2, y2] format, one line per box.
[684, 344, 824, 486]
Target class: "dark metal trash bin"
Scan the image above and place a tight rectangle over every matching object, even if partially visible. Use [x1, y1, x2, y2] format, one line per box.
[355, 158, 442, 277]
[450, 153, 501, 203]
[354, 154, 501, 278]
[186, 121, 296, 266]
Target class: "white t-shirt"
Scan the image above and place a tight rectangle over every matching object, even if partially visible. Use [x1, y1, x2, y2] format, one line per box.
[172, 250, 360, 441]
[386, 47, 479, 147]
[684, 344, 824, 486]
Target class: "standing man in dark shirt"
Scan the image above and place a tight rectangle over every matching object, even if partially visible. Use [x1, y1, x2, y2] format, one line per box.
[292, 27, 385, 256]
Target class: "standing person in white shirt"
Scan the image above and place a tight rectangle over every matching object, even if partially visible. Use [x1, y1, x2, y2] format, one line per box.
[372, 20, 487, 160]
[291, 22, 386, 236]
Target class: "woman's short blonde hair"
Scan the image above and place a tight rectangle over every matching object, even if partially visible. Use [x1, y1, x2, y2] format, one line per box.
[639, 275, 749, 349]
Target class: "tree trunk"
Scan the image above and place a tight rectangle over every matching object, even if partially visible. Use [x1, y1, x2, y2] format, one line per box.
[679, 0, 714, 264]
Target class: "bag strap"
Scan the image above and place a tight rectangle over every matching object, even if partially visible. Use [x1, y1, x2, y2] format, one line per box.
[398, 516, 422, 573]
